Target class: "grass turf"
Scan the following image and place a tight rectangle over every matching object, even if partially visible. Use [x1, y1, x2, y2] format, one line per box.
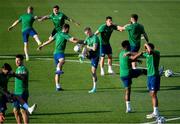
[0, 0, 180, 123]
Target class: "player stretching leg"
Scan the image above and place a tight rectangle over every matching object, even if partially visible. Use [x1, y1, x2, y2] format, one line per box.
[119, 40, 146, 113]
[95, 16, 121, 76]
[8, 6, 42, 61]
[80, 27, 100, 93]
[38, 24, 80, 91]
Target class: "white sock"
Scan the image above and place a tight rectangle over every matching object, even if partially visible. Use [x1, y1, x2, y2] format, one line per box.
[108, 65, 113, 71]
[56, 66, 60, 71]
[153, 107, 159, 115]
[34, 35, 41, 45]
[93, 81, 96, 90]
[126, 101, 131, 110]
[56, 83, 61, 89]
[23, 103, 29, 110]
[101, 67, 104, 72]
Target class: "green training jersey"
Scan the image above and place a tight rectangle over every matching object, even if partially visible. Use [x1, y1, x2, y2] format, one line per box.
[0, 72, 8, 102]
[119, 50, 132, 77]
[143, 50, 160, 76]
[53, 32, 72, 54]
[98, 24, 117, 45]
[84, 34, 100, 57]
[49, 12, 68, 32]
[15, 65, 29, 95]
[125, 22, 145, 47]
[18, 13, 35, 32]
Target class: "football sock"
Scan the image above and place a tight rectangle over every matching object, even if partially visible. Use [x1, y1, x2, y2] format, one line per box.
[153, 107, 159, 115]
[126, 101, 131, 110]
[56, 83, 61, 89]
[108, 65, 113, 71]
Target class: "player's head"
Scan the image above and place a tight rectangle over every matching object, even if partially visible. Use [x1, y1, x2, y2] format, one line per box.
[53, 5, 59, 14]
[62, 23, 70, 33]
[145, 43, 155, 51]
[15, 54, 24, 67]
[106, 16, 113, 26]
[84, 27, 92, 36]
[121, 40, 130, 50]
[1, 63, 12, 75]
[131, 14, 138, 23]
[27, 6, 33, 14]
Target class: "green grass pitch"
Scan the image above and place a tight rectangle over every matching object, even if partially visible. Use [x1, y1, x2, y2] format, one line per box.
[0, 0, 180, 123]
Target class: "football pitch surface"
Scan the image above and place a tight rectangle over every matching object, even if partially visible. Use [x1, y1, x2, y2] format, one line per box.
[1, 0, 180, 123]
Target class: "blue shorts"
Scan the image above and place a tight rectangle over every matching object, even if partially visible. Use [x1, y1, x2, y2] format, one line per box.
[54, 53, 65, 65]
[90, 56, 99, 69]
[22, 28, 37, 43]
[100, 44, 112, 57]
[130, 45, 140, 52]
[147, 75, 160, 91]
[13, 92, 29, 109]
[121, 69, 144, 88]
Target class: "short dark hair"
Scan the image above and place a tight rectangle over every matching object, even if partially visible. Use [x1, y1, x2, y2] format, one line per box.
[16, 54, 24, 61]
[148, 43, 155, 50]
[84, 27, 91, 32]
[63, 23, 70, 29]
[28, 6, 33, 11]
[121, 40, 130, 49]
[2, 63, 12, 72]
[53, 5, 59, 9]
[131, 14, 138, 21]
[106, 16, 112, 20]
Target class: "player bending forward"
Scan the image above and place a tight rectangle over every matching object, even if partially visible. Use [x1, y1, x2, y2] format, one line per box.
[38, 24, 80, 91]
[8, 6, 42, 61]
[79, 27, 100, 93]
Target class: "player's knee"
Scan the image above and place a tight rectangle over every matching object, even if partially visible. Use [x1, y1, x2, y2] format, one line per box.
[20, 109, 28, 115]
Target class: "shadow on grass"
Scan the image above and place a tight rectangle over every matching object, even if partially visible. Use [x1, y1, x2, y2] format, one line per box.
[33, 110, 112, 116]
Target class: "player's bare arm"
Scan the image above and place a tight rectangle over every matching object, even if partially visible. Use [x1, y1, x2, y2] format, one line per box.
[38, 15, 50, 21]
[67, 18, 80, 26]
[8, 20, 20, 31]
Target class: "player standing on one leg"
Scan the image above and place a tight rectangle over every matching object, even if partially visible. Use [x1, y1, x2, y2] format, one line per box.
[13, 54, 36, 124]
[95, 16, 121, 76]
[39, 5, 80, 39]
[8, 6, 42, 61]
[119, 40, 146, 113]
[119, 14, 149, 69]
[79, 27, 100, 93]
[38, 24, 80, 91]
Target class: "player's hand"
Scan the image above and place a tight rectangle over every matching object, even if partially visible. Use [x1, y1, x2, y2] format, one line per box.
[8, 26, 13, 31]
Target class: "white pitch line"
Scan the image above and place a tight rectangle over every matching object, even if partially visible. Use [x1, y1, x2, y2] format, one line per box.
[142, 116, 180, 124]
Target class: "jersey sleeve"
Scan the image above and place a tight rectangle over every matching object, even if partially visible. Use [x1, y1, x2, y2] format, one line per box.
[143, 52, 149, 57]
[94, 36, 99, 44]
[49, 14, 53, 19]
[125, 24, 132, 31]
[63, 13, 69, 20]
[18, 16, 22, 22]
[112, 24, 118, 30]
[64, 34, 72, 41]
[19, 67, 28, 75]
[98, 24, 105, 33]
